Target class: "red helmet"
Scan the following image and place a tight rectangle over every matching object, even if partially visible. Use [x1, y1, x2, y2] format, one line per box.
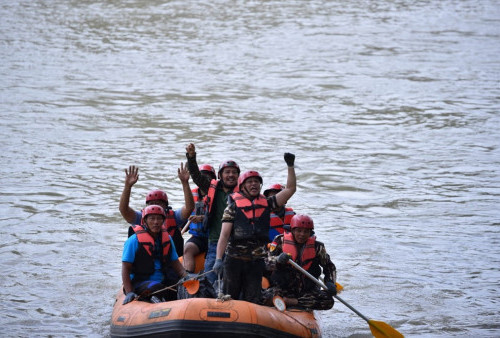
[142, 205, 166, 223]
[238, 170, 263, 190]
[290, 214, 314, 229]
[145, 190, 168, 204]
[199, 164, 216, 180]
[263, 183, 284, 197]
[218, 160, 240, 179]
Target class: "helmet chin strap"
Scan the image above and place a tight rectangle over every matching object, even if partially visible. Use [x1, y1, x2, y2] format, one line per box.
[240, 185, 250, 197]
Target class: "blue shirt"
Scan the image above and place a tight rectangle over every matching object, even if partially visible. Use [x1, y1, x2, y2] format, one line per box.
[122, 233, 179, 282]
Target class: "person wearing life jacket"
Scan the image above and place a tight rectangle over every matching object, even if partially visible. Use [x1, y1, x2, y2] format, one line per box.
[185, 143, 241, 285]
[263, 183, 296, 242]
[213, 153, 296, 304]
[119, 163, 194, 257]
[182, 164, 216, 273]
[121, 205, 188, 305]
[263, 214, 337, 310]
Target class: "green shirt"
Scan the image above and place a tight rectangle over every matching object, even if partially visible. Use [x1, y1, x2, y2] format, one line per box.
[208, 187, 231, 243]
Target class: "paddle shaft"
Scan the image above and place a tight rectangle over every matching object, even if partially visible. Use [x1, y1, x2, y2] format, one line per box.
[287, 259, 370, 322]
[180, 220, 192, 235]
[149, 269, 214, 296]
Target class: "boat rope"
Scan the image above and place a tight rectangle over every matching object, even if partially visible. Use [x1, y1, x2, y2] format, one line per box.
[149, 269, 215, 296]
[216, 273, 232, 302]
[281, 308, 314, 331]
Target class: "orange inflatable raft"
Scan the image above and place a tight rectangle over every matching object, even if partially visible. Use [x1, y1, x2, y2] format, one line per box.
[110, 292, 321, 337]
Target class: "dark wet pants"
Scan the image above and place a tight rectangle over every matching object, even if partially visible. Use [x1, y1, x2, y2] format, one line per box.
[223, 256, 265, 304]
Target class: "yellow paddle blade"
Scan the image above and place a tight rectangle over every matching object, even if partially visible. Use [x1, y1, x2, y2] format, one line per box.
[335, 282, 344, 293]
[183, 280, 200, 295]
[368, 320, 404, 338]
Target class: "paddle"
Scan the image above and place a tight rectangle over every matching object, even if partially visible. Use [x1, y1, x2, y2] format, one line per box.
[149, 270, 214, 297]
[180, 220, 192, 235]
[287, 259, 403, 338]
[336, 282, 344, 293]
[182, 279, 200, 295]
[320, 276, 344, 294]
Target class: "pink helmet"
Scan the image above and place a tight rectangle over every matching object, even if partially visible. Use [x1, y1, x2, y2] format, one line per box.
[218, 160, 240, 179]
[142, 205, 166, 224]
[145, 190, 168, 204]
[199, 164, 216, 180]
[263, 183, 284, 197]
[238, 170, 263, 190]
[290, 214, 314, 229]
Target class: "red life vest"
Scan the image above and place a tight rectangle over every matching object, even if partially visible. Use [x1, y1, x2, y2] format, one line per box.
[192, 187, 201, 202]
[231, 192, 270, 241]
[282, 231, 316, 270]
[270, 207, 295, 234]
[130, 224, 172, 282]
[141, 208, 177, 237]
[132, 224, 172, 258]
[204, 179, 239, 215]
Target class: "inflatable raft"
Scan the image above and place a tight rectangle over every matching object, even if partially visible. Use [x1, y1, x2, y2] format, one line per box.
[110, 291, 321, 337]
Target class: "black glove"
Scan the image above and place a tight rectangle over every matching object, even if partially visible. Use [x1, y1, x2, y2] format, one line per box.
[284, 153, 295, 167]
[325, 281, 337, 296]
[123, 291, 137, 305]
[213, 258, 223, 275]
[277, 252, 290, 264]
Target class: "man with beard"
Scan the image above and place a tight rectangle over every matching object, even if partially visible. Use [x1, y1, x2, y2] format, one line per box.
[185, 143, 240, 285]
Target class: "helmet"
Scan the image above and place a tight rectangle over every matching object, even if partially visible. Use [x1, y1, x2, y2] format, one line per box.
[218, 160, 240, 179]
[199, 164, 216, 180]
[142, 205, 166, 224]
[263, 183, 284, 197]
[290, 214, 314, 229]
[145, 190, 168, 204]
[238, 170, 263, 190]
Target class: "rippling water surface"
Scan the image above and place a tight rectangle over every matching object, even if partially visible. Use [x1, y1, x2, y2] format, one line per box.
[1, 1, 499, 337]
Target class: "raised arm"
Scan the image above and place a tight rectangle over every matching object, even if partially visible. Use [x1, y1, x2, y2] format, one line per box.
[185, 143, 211, 192]
[178, 162, 195, 220]
[275, 153, 297, 207]
[119, 165, 139, 224]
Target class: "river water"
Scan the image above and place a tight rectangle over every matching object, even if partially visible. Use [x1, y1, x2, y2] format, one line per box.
[1, 0, 499, 337]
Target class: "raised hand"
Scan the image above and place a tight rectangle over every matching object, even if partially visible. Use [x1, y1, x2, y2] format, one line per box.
[186, 143, 196, 158]
[124, 165, 139, 187]
[284, 153, 295, 167]
[178, 162, 190, 183]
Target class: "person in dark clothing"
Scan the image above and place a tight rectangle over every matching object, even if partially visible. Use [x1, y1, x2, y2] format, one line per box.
[263, 214, 337, 310]
[185, 143, 240, 285]
[213, 153, 296, 304]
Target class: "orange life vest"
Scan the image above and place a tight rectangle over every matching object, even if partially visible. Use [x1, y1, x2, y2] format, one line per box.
[204, 179, 239, 215]
[282, 231, 316, 270]
[192, 187, 201, 202]
[270, 207, 295, 234]
[130, 224, 172, 282]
